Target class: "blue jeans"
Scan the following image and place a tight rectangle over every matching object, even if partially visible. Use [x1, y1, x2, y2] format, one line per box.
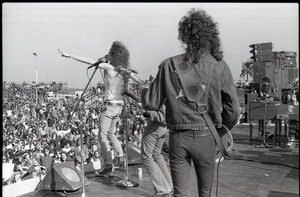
[169, 130, 215, 197]
[98, 105, 124, 166]
[141, 121, 173, 195]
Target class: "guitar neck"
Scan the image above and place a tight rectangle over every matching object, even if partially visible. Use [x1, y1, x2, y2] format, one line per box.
[124, 92, 141, 103]
[130, 74, 145, 85]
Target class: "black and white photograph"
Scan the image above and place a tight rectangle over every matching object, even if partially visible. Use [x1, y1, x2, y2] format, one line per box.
[2, 3, 299, 197]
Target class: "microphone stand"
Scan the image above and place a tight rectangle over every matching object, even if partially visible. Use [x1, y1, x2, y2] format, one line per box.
[114, 69, 140, 188]
[123, 72, 130, 181]
[66, 64, 100, 197]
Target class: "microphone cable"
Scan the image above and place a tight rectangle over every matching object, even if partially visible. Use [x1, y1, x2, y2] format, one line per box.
[215, 155, 223, 197]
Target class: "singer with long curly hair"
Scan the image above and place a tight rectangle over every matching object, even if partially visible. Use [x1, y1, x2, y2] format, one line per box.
[58, 41, 131, 175]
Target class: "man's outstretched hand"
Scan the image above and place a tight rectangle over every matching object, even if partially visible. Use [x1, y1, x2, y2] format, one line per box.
[57, 48, 70, 58]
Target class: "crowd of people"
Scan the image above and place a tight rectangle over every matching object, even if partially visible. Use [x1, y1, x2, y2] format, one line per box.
[2, 80, 147, 185]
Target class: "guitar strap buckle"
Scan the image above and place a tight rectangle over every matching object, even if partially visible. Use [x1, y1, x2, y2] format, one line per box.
[197, 103, 208, 114]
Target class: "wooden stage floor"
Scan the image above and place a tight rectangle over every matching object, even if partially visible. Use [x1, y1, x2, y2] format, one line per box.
[21, 124, 299, 197]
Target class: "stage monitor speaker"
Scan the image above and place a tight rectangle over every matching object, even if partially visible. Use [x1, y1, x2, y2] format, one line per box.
[35, 161, 88, 191]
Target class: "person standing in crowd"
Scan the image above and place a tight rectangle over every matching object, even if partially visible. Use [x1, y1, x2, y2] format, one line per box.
[40, 146, 53, 172]
[58, 41, 131, 175]
[141, 104, 173, 197]
[140, 8, 240, 197]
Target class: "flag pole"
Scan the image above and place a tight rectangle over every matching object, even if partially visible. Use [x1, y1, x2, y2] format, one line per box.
[34, 53, 38, 104]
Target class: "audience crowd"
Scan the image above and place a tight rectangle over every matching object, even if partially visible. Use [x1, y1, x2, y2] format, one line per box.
[3, 79, 298, 186]
[2, 81, 147, 185]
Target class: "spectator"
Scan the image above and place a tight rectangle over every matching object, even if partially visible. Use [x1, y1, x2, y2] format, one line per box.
[60, 151, 71, 163]
[22, 152, 34, 172]
[91, 150, 101, 162]
[62, 140, 73, 153]
[40, 146, 53, 172]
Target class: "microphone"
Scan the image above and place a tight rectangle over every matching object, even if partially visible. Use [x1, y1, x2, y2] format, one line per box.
[88, 56, 108, 69]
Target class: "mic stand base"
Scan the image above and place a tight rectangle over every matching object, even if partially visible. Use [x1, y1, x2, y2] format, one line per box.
[115, 179, 139, 188]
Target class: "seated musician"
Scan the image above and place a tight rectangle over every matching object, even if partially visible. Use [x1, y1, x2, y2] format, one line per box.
[260, 77, 276, 101]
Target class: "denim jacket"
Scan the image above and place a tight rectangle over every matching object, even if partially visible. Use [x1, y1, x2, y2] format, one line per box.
[141, 53, 240, 131]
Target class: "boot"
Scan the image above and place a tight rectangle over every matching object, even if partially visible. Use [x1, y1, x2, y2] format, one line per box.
[114, 156, 124, 169]
[96, 164, 113, 176]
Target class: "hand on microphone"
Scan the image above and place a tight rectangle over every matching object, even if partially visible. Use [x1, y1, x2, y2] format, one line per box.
[88, 56, 108, 69]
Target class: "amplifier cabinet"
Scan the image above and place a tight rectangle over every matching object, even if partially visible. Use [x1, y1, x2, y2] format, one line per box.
[253, 62, 275, 83]
[251, 49, 272, 56]
[249, 42, 273, 50]
[279, 51, 297, 57]
[254, 54, 273, 62]
[287, 67, 299, 80]
[281, 69, 290, 89]
[273, 52, 285, 59]
[283, 57, 297, 68]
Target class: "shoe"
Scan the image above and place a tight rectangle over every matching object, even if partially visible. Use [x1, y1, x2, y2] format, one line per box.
[97, 165, 113, 176]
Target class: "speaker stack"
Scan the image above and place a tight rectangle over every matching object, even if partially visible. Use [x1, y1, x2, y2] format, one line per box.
[273, 51, 298, 89]
[249, 42, 273, 63]
[250, 42, 298, 98]
[250, 42, 276, 91]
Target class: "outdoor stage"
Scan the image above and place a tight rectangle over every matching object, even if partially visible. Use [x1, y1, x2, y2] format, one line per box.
[20, 124, 299, 197]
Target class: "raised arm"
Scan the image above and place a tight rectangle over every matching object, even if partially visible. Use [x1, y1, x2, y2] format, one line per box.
[114, 66, 146, 85]
[57, 48, 97, 65]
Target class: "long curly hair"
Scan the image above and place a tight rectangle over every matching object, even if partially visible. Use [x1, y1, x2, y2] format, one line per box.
[178, 8, 223, 63]
[108, 41, 130, 69]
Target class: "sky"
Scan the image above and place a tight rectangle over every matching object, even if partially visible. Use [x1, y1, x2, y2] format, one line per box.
[2, 3, 299, 88]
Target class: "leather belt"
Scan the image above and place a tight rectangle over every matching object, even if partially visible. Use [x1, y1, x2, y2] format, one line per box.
[170, 127, 211, 137]
[104, 101, 123, 106]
